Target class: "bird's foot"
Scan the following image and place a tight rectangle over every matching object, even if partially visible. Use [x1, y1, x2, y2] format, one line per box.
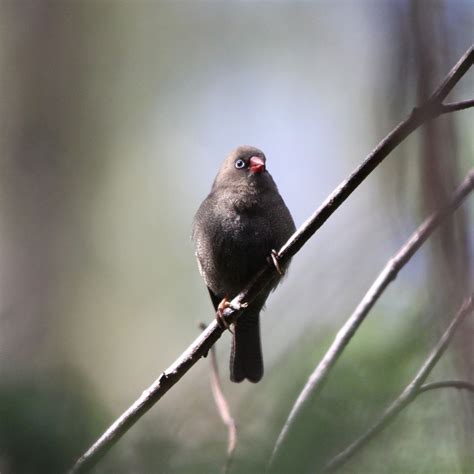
[269, 249, 284, 276]
[216, 298, 249, 333]
[216, 297, 234, 334]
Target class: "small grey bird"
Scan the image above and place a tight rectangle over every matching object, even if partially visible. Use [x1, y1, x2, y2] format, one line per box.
[192, 146, 295, 383]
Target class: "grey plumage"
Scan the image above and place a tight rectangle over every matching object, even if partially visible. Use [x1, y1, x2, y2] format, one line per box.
[192, 146, 295, 383]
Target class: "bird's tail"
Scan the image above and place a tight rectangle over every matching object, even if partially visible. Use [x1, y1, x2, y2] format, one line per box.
[230, 310, 263, 383]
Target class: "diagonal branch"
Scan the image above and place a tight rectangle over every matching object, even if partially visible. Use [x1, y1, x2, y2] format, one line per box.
[426, 45, 474, 105]
[269, 169, 474, 464]
[69, 45, 474, 474]
[323, 296, 474, 472]
[276, 45, 473, 266]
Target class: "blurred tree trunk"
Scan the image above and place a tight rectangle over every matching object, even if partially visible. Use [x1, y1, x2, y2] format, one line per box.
[410, 0, 472, 394]
[386, 0, 473, 466]
[0, 3, 125, 471]
[411, 0, 471, 315]
[0, 2, 93, 374]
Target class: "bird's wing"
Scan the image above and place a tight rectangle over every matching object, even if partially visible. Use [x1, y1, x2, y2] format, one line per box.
[207, 287, 220, 311]
[195, 251, 219, 310]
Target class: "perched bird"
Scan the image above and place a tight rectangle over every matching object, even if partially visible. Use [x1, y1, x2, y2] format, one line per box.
[192, 146, 295, 383]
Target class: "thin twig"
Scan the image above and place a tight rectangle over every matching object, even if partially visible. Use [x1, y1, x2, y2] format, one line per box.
[323, 296, 474, 472]
[440, 99, 474, 114]
[69, 45, 474, 474]
[269, 169, 474, 465]
[199, 322, 237, 473]
[199, 323, 237, 463]
[419, 380, 474, 394]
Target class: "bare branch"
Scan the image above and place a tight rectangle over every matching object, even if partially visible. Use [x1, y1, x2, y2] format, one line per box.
[440, 99, 474, 114]
[276, 45, 473, 267]
[70, 45, 474, 474]
[426, 45, 474, 105]
[70, 323, 223, 473]
[206, 329, 237, 472]
[419, 380, 474, 394]
[323, 296, 474, 472]
[269, 169, 474, 464]
[198, 322, 237, 471]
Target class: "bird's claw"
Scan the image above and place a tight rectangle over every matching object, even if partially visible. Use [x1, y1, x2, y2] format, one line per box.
[216, 297, 234, 334]
[216, 298, 249, 333]
[269, 249, 284, 276]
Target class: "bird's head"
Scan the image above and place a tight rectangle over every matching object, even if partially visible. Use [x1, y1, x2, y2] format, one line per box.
[212, 146, 275, 192]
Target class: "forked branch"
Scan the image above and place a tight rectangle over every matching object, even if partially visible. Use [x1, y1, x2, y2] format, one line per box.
[323, 296, 474, 472]
[269, 169, 474, 464]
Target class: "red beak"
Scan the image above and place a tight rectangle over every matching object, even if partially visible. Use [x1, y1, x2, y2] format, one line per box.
[249, 156, 266, 174]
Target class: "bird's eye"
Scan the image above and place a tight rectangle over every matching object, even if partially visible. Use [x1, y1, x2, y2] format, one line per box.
[235, 159, 246, 169]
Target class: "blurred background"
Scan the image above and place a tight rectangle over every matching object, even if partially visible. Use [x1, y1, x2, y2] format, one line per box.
[0, 1, 473, 473]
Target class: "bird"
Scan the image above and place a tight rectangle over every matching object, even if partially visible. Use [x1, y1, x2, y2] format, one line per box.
[192, 145, 295, 383]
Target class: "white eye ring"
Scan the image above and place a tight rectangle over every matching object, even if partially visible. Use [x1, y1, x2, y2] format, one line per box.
[235, 159, 246, 169]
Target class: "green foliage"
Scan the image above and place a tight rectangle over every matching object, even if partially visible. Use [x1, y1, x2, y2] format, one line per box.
[0, 368, 108, 474]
